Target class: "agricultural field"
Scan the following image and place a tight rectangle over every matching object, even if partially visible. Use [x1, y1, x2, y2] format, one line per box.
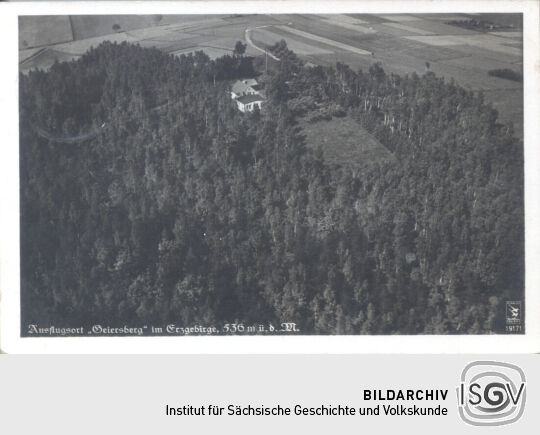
[490, 31, 522, 39]
[274, 25, 373, 56]
[19, 13, 524, 136]
[68, 15, 209, 40]
[299, 116, 395, 169]
[390, 19, 479, 36]
[381, 22, 435, 36]
[405, 35, 521, 56]
[251, 28, 333, 56]
[19, 16, 73, 49]
[376, 14, 423, 23]
[316, 15, 375, 34]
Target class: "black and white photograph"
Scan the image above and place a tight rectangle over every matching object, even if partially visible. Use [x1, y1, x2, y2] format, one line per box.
[10, 5, 532, 343]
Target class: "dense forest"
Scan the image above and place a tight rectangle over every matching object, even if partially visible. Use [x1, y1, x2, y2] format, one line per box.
[20, 40, 524, 335]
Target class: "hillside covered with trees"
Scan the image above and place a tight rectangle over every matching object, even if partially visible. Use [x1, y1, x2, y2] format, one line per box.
[20, 41, 524, 335]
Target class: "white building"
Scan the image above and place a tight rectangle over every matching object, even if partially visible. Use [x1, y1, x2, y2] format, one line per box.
[235, 94, 264, 113]
[231, 78, 264, 112]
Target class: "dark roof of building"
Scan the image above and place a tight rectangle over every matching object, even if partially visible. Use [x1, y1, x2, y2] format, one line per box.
[237, 94, 264, 104]
[232, 78, 258, 94]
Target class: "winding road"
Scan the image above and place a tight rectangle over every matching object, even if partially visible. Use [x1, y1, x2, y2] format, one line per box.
[244, 26, 280, 61]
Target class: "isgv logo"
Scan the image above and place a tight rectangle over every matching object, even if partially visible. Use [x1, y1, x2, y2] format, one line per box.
[457, 361, 526, 426]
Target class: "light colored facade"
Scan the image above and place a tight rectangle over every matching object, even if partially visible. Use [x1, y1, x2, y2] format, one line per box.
[236, 94, 264, 113]
[231, 78, 264, 112]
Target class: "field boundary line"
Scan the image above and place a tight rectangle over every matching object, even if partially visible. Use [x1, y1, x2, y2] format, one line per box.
[19, 48, 47, 66]
[275, 25, 372, 56]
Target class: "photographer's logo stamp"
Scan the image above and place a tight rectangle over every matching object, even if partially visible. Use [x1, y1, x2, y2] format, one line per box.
[457, 361, 526, 426]
[506, 301, 521, 324]
[506, 301, 522, 333]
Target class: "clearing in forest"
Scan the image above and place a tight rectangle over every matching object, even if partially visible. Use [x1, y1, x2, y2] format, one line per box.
[299, 116, 395, 169]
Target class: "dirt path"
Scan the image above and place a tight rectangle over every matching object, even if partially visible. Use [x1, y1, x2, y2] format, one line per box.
[245, 26, 280, 60]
